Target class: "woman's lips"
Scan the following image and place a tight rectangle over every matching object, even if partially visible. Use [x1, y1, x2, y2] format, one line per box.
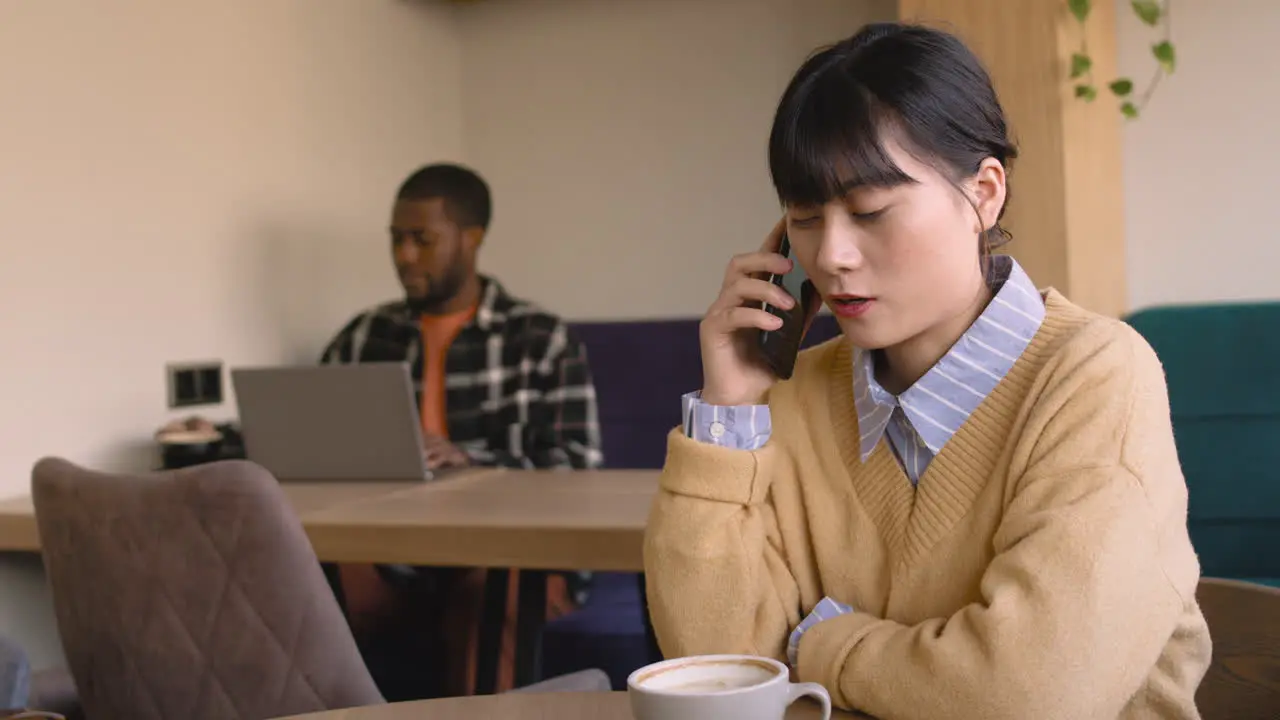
[828, 294, 875, 319]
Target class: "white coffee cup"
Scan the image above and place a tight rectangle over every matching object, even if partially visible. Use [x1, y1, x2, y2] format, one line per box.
[627, 654, 832, 720]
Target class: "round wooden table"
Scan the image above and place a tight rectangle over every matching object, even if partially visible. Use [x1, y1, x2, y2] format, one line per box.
[277, 692, 849, 719]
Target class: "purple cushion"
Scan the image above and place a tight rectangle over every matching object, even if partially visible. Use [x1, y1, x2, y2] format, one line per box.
[542, 573, 650, 691]
[571, 316, 840, 469]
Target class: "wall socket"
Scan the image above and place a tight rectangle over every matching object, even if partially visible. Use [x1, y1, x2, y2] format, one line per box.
[166, 361, 224, 409]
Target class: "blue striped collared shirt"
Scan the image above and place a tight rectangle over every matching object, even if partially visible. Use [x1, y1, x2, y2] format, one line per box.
[852, 254, 1045, 484]
[681, 391, 772, 449]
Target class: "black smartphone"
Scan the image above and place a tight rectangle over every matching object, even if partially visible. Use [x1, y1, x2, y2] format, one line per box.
[757, 233, 819, 380]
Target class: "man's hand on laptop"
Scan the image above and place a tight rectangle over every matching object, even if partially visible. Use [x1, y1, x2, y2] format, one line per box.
[422, 432, 471, 470]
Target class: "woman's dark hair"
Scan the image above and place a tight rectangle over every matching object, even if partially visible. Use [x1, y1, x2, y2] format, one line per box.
[768, 22, 1018, 248]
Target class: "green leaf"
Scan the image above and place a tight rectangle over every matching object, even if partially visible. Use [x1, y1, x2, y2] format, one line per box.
[1152, 41, 1176, 73]
[1068, 0, 1091, 23]
[1070, 53, 1093, 79]
[1131, 0, 1162, 26]
[1109, 78, 1134, 96]
[1121, 101, 1140, 119]
[1074, 84, 1098, 101]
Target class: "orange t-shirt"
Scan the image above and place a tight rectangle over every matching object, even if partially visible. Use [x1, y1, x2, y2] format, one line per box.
[418, 306, 477, 438]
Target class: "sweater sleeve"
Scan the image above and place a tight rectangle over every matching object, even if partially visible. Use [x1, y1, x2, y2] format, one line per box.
[796, 326, 1207, 719]
[643, 428, 802, 663]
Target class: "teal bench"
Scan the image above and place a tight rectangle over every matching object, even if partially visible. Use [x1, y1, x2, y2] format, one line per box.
[1126, 302, 1280, 588]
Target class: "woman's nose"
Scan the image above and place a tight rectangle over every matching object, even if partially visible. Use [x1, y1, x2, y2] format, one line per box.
[815, 220, 865, 275]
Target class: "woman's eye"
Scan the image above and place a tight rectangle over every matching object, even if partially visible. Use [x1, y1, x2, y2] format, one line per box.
[789, 216, 821, 228]
[851, 208, 886, 221]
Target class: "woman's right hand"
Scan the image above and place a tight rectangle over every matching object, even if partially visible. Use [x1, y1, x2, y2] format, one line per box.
[698, 218, 797, 406]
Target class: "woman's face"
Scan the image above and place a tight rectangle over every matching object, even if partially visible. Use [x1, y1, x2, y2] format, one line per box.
[784, 138, 1005, 353]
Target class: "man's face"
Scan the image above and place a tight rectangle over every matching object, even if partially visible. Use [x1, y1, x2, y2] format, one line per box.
[390, 197, 472, 311]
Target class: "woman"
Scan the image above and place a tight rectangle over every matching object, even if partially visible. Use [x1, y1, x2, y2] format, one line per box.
[643, 22, 1211, 720]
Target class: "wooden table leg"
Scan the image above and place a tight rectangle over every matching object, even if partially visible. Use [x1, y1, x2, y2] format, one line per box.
[514, 570, 548, 688]
[474, 569, 509, 695]
[320, 562, 348, 616]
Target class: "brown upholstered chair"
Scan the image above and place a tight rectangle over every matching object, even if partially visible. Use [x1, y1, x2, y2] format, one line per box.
[31, 457, 609, 720]
[1196, 577, 1280, 719]
[31, 457, 384, 720]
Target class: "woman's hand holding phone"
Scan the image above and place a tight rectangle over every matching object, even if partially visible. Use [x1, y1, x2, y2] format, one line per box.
[698, 218, 797, 406]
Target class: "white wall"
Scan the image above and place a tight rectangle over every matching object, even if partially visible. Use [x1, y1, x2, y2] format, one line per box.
[1120, 0, 1280, 310]
[459, 0, 896, 319]
[3, 1, 1275, 501]
[0, 0, 462, 665]
[0, 0, 463, 500]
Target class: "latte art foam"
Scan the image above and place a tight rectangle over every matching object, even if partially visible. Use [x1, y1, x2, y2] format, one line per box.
[636, 659, 779, 694]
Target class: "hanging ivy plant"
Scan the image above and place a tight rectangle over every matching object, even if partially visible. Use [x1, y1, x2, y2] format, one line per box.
[1068, 0, 1175, 120]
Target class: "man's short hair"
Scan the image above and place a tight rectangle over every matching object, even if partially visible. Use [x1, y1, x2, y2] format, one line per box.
[396, 163, 492, 230]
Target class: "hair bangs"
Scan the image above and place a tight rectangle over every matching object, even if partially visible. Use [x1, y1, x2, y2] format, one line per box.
[769, 63, 915, 208]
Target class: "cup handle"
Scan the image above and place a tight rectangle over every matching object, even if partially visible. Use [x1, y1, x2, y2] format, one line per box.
[786, 682, 832, 720]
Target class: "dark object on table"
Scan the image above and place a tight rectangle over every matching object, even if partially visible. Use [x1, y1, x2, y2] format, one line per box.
[156, 417, 245, 469]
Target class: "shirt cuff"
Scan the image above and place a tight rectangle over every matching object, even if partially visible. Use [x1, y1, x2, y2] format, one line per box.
[787, 597, 855, 667]
[681, 391, 772, 450]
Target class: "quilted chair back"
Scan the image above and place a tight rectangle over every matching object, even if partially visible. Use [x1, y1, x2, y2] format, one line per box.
[31, 458, 383, 720]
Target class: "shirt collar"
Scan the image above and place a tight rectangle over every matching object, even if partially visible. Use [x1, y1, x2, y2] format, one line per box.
[852, 255, 1046, 462]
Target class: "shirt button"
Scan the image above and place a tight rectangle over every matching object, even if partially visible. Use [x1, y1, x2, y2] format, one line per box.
[709, 421, 727, 438]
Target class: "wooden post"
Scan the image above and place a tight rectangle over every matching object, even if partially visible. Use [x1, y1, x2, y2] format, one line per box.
[896, 0, 1127, 317]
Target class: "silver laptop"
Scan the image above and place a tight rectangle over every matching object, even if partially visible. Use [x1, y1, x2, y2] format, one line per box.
[231, 363, 433, 482]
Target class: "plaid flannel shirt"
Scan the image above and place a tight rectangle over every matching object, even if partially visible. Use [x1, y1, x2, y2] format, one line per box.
[319, 276, 604, 470]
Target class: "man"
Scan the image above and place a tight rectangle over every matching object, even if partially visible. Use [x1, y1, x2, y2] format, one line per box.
[319, 163, 603, 699]
[321, 162, 602, 471]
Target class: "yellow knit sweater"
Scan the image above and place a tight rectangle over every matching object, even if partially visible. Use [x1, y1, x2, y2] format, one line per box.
[644, 290, 1211, 720]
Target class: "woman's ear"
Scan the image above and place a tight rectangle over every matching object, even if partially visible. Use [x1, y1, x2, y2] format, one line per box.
[969, 157, 1007, 233]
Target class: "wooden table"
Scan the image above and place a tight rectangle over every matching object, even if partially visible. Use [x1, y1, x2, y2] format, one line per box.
[0, 468, 658, 570]
[303, 469, 656, 570]
[275, 692, 847, 719]
[0, 480, 423, 555]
